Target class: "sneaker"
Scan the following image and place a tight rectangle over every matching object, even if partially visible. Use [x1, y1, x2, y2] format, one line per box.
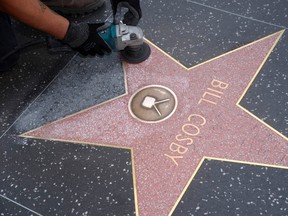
[42, 0, 105, 14]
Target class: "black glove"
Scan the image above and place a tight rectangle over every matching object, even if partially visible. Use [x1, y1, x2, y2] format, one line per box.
[110, 0, 142, 26]
[62, 22, 112, 57]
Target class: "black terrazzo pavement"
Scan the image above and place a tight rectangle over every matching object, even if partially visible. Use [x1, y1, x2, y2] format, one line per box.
[1, 195, 37, 216]
[191, 0, 288, 28]
[0, 134, 135, 216]
[172, 159, 288, 216]
[140, 0, 281, 68]
[240, 31, 288, 137]
[0, 0, 287, 215]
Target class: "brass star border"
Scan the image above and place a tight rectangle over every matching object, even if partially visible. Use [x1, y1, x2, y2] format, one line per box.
[21, 30, 287, 215]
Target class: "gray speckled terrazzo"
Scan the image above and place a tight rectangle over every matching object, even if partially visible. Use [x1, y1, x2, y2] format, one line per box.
[14, 52, 125, 134]
[0, 29, 73, 136]
[172, 159, 288, 216]
[0, 3, 112, 137]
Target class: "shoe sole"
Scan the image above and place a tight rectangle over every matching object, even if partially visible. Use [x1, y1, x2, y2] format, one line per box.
[49, 0, 105, 15]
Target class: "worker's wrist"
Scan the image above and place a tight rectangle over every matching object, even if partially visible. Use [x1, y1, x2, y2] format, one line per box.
[62, 22, 89, 48]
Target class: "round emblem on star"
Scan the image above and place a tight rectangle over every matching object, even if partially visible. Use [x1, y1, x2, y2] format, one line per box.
[128, 85, 178, 123]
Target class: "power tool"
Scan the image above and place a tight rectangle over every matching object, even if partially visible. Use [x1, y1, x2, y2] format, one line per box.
[98, 22, 151, 63]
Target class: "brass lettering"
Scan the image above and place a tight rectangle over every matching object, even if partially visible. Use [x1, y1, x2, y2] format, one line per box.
[182, 123, 200, 136]
[165, 80, 228, 166]
[198, 91, 221, 105]
[169, 142, 188, 154]
[207, 87, 224, 95]
[198, 80, 229, 105]
[164, 154, 183, 166]
[211, 79, 229, 89]
[176, 134, 193, 145]
[203, 91, 221, 98]
[188, 114, 206, 126]
[198, 97, 217, 105]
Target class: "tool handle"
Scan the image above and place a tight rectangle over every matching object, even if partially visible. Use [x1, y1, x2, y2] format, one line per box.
[98, 24, 117, 51]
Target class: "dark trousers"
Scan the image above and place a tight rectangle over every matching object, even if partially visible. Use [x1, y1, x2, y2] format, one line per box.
[0, 12, 19, 71]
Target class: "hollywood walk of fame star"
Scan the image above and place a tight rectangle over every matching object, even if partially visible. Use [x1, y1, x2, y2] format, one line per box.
[22, 31, 288, 215]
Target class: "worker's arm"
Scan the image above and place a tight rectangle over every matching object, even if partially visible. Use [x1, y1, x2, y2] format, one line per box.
[0, 0, 69, 39]
[0, 0, 112, 56]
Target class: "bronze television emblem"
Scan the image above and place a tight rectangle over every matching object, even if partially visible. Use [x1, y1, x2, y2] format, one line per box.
[128, 85, 178, 123]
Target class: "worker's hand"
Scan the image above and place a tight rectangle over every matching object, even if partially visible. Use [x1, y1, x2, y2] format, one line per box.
[110, 0, 142, 26]
[62, 22, 112, 56]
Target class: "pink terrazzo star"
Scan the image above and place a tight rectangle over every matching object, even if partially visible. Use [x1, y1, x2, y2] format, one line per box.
[23, 31, 288, 216]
